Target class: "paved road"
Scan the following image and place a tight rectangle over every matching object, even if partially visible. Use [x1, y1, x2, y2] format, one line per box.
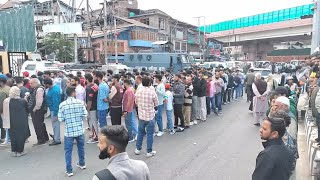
[0, 98, 263, 180]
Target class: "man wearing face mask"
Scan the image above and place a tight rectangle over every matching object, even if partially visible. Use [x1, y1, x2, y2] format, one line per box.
[93, 126, 150, 180]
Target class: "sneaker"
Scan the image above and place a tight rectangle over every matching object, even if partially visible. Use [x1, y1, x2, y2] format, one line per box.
[32, 142, 46, 147]
[65, 171, 74, 177]
[190, 122, 194, 126]
[146, 151, 156, 158]
[76, 163, 86, 170]
[86, 138, 98, 144]
[134, 149, 141, 155]
[169, 130, 176, 135]
[0, 142, 10, 147]
[128, 139, 135, 143]
[16, 152, 27, 157]
[219, 111, 222, 114]
[156, 131, 164, 137]
[176, 127, 184, 132]
[193, 120, 198, 125]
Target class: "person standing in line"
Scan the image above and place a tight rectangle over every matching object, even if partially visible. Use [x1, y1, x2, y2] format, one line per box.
[191, 71, 200, 125]
[219, 69, 228, 105]
[206, 75, 218, 116]
[225, 69, 234, 104]
[172, 74, 186, 131]
[28, 78, 49, 146]
[197, 71, 207, 121]
[96, 71, 110, 128]
[154, 74, 166, 137]
[109, 75, 123, 125]
[85, 74, 99, 144]
[213, 72, 225, 114]
[44, 78, 62, 146]
[134, 76, 158, 158]
[252, 73, 269, 126]
[3, 86, 30, 157]
[122, 79, 137, 143]
[164, 83, 175, 134]
[0, 74, 10, 144]
[58, 87, 87, 177]
[234, 70, 242, 100]
[71, 76, 86, 103]
[15, 77, 29, 98]
[252, 117, 294, 180]
[184, 77, 194, 128]
[93, 126, 150, 180]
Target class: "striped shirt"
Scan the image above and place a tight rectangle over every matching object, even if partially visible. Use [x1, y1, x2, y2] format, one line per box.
[135, 86, 159, 121]
[58, 97, 87, 137]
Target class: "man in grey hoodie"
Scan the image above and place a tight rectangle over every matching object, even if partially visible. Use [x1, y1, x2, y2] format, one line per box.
[172, 74, 185, 132]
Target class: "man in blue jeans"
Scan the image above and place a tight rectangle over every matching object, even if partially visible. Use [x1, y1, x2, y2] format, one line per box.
[134, 76, 159, 158]
[96, 71, 109, 128]
[58, 87, 87, 177]
[44, 78, 61, 146]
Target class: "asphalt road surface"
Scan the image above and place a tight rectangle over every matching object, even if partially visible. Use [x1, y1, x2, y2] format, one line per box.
[0, 98, 263, 180]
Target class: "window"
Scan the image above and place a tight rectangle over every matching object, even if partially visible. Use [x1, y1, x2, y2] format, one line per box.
[25, 64, 36, 70]
[141, 18, 150, 25]
[159, 18, 165, 30]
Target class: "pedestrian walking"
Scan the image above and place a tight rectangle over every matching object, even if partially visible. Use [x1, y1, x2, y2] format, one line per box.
[58, 87, 87, 177]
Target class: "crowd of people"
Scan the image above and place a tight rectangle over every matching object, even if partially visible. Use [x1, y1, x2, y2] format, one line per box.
[1, 53, 318, 178]
[0, 66, 250, 176]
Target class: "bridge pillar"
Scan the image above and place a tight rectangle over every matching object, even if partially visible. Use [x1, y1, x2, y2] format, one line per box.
[242, 42, 273, 61]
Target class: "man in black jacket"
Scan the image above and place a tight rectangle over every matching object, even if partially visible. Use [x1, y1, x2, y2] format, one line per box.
[252, 117, 294, 180]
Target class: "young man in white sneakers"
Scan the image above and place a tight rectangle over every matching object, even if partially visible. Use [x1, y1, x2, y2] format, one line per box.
[135, 76, 158, 158]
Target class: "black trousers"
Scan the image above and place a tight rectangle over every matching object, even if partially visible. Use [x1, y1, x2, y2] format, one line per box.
[110, 107, 122, 125]
[174, 104, 185, 127]
[0, 115, 5, 139]
[11, 133, 26, 153]
[31, 110, 49, 143]
[206, 97, 211, 115]
[246, 85, 253, 102]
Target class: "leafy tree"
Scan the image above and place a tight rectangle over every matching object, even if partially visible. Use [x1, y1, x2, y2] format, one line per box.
[42, 33, 74, 62]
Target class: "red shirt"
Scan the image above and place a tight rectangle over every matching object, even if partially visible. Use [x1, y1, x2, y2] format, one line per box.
[122, 87, 135, 113]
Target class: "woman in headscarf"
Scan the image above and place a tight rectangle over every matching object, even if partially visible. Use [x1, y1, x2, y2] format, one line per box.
[3, 86, 30, 157]
[266, 74, 278, 92]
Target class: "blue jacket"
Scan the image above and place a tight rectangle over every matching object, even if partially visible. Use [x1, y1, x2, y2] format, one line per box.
[46, 85, 61, 116]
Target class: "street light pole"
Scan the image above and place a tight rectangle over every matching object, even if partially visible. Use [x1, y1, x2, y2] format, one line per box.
[103, 0, 108, 65]
[311, 0, 320, 53]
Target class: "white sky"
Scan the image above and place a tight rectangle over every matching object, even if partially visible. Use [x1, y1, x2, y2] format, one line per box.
[0, 0, 313, 25]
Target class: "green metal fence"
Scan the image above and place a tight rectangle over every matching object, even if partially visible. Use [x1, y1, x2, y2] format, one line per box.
[200, 4, 314, 33]
[0, 4, 36, 52]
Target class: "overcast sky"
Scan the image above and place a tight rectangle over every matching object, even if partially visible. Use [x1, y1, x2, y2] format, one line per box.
[0, 0, 313, 25]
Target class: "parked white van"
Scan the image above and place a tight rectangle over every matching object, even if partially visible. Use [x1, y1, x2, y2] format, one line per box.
[20, 60, 60, 76]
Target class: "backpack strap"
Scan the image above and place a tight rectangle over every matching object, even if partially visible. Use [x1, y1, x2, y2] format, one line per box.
[95, 169, 117, 180]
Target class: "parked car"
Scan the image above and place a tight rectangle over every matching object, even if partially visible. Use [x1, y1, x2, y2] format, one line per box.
[20, 60, 60, 76]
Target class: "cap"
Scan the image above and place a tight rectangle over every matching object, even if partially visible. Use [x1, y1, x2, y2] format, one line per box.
[0, 74, 7, 81]
[22, 71, 30, 77]
[165, 83, 171, 90]
[275, 96, 290, 107]
[287, 76, 294, 80]
[275, 86, 288, 96]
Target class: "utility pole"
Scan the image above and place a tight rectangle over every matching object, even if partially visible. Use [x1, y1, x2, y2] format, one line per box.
[51, 0, 55, 23]
[86, 0, 91, 62]
[311, 0, 320, 53]
[103, 0, 108, 65]
[71, 0, 78, 63]
[194, 16, 205, 60]
[113, 2, 118, 64]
